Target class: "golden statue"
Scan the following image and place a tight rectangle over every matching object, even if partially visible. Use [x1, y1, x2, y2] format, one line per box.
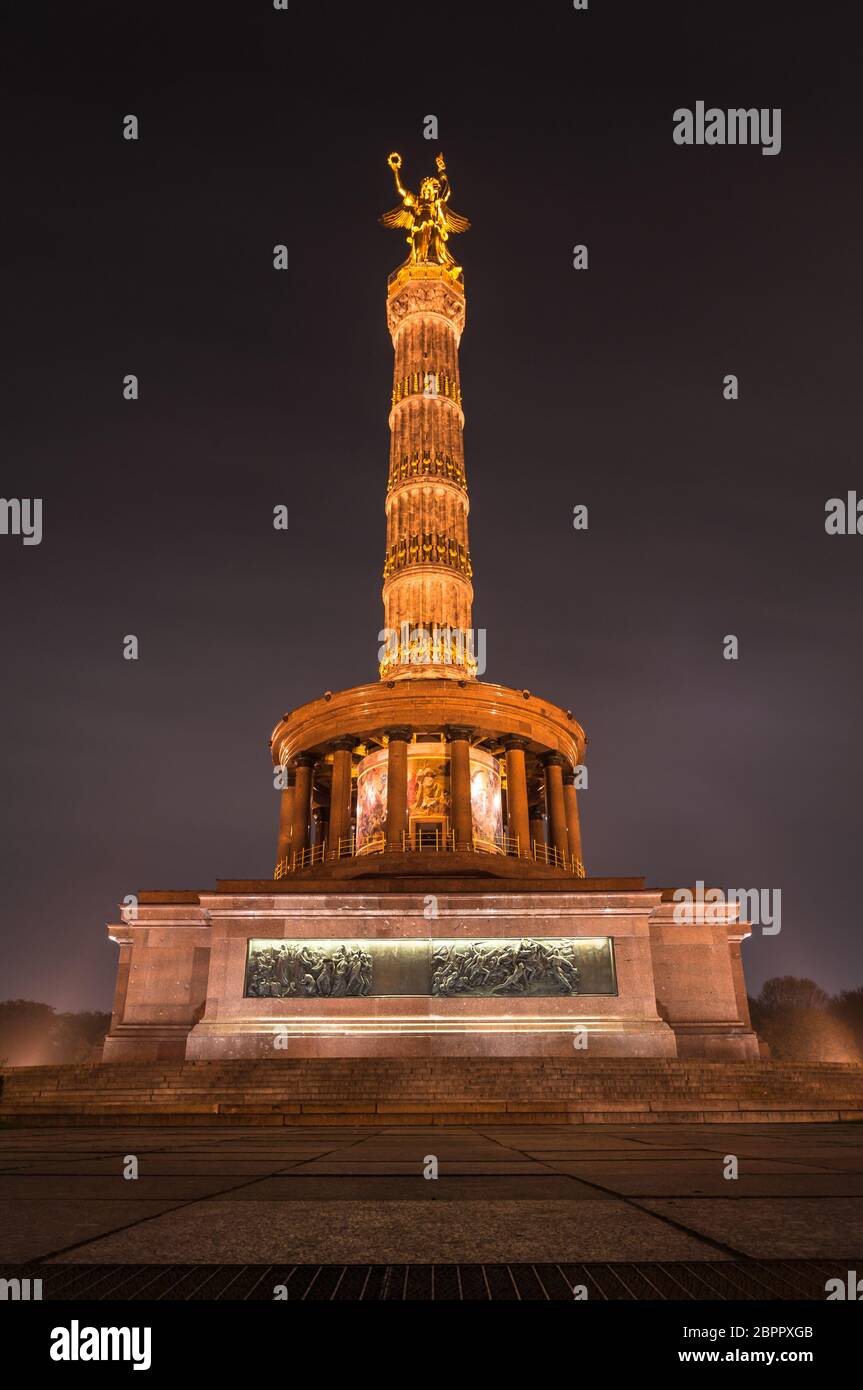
[380, 151, 470, 278]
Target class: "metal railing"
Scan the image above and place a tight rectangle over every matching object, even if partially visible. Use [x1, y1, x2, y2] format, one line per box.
[274, 841, 328, 877]
[403, 827, 454, 853]
[275, 831, 586, 880]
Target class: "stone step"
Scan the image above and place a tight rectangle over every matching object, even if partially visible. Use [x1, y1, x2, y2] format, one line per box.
[6, 1081, 859, 1097]
[2, 1057, 863, 1126]
[4, 1104, 862, 1128]
[39, 1067, 845, 1077]
[2, 1084, 817, 1096]
[9, 1062, 844, 1072]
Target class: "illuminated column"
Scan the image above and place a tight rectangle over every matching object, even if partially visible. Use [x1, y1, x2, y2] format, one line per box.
[382, 268, 475, 679]
[385, 727, 411, 849]
[276, 766, 295, 865]
[446, 726, 474, 849]
[562, 766, 584, 870]
[543, 753, 569, 862]
[328, 738, 355, 856]
[290, 755, 315, 856]
[503, 736, 530, 853]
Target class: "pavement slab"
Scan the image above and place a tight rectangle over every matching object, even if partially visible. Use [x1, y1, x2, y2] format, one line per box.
[1, 1122, 860, 1267]
[47, 1197, 720, 1265]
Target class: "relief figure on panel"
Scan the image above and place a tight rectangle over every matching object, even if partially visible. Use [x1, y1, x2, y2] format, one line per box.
[431, 939, 581, 998]
[246, 943, 373, 999]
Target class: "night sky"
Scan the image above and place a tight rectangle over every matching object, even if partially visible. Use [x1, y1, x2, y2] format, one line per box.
[3, 1, 861, 1011]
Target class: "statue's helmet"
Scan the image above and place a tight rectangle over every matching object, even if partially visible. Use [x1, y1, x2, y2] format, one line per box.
[419, 176, 441, 200]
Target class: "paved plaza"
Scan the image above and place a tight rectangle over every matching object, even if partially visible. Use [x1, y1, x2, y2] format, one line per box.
[2, 1122, 862, 1271]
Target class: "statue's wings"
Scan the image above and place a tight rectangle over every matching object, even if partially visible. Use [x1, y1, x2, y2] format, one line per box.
[379, 203, 413, 229]
[443, 206, 470, 234]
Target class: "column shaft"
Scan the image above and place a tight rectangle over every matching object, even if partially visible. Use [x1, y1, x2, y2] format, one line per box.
[385, 728, 411, 850]
[290, 757, 315, 856]
[503, 738, 530, 853]
[447, 727, 474, 849]
[543, 755, 569, 862]
[563, 771, 584, 871]
[276, 772, 295, 865]
[328, 742, 354, 856]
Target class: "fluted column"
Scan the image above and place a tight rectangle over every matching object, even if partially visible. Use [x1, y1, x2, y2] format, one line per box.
[382, 269, 474, 680]
[276, 766, 295, 866]
[503, 737, 530, 854]
[543, 753, 569, 862]
[562, 766, 584, 871]
[446, 726, 474, 849]
[290, 755, 315, 857]
[385, 727, 411, 849]
[328, 738, 355, 857]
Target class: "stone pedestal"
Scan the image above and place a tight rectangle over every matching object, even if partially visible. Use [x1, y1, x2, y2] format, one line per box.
[103, 875, 760, 1062]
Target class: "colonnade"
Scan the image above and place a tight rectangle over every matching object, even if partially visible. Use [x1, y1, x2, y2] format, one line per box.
[276, 730, 583, 871]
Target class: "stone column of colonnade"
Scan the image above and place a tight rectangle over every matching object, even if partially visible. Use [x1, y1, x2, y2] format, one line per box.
[278, 744, 354, 868]
[327, 739, 355, 857]
[289, 755, 315, 856]
[276, 767, 295, 866]
[446, 726, 474, 849]
[503, 743, 582, 867]
[543, 754, 570, 861]
[503, 736, 531, 853]
[384, 728, 411, 849]
[562, 766, 584, 871]
[381, 268, 475, 678]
